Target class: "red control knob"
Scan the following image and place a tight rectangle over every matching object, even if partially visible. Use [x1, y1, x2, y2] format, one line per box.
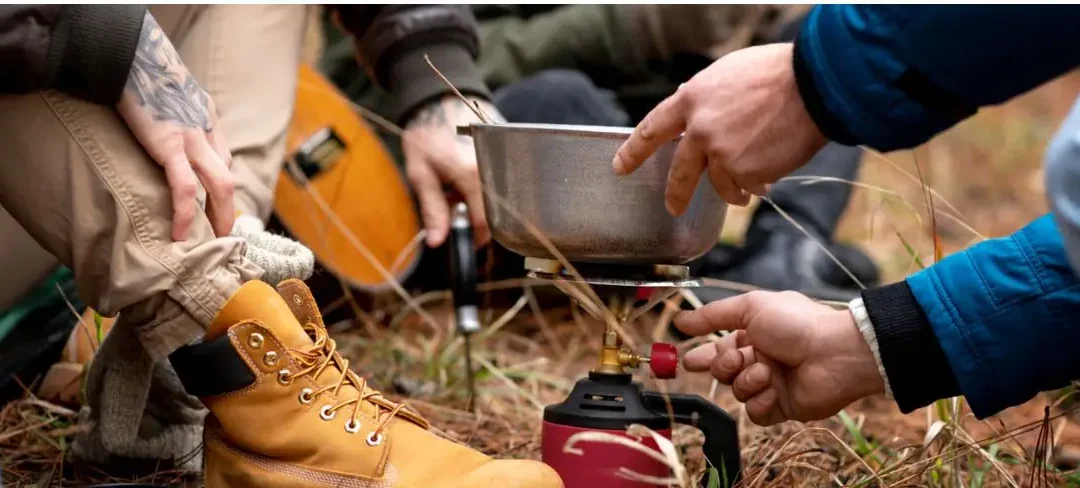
[648, 342, 679, 379]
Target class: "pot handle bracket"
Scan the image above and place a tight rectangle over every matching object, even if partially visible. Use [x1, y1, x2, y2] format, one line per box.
[643, 391, 742, 488]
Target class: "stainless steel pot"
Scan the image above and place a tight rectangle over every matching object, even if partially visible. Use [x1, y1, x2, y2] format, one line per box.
[459, 123, 727, 265]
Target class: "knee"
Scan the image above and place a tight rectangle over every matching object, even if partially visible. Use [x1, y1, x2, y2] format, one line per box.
[524, 69, 597, 95]
[493, 69, 630, 126]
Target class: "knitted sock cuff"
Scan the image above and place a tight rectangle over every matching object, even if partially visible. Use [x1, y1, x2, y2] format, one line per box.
[230, 216, 314, 286]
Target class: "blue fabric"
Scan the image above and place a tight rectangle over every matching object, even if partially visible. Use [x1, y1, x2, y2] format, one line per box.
[905, 215, 1080, 418]
[797, 4, 1080, 417]
[797, 5, 1080, 151]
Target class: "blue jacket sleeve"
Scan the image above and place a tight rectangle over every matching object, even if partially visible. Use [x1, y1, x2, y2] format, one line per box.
[904, 215, 1080, 418]
[794, 5, 1080, 151]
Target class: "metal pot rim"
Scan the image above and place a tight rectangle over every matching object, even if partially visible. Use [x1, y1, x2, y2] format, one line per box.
[462, 122, 684, 142]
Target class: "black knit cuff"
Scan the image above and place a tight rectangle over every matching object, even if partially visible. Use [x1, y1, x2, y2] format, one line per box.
[48, 5, 146, 105]
[791, 34, 860, 147]
[387, 43, 493, 125]
[862, 281, 961, 413]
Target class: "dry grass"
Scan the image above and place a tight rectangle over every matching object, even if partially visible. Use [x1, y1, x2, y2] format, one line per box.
[6, 67, 1080, 488]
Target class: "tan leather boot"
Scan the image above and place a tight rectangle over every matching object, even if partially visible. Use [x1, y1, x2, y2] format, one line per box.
[169, 279, 563, 488]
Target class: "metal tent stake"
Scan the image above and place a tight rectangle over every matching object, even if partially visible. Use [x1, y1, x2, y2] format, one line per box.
[449, 202, 479, 411]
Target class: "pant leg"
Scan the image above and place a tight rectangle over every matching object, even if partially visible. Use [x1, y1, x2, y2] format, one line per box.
[747, 143, 864, 242]
[154, 4, 311, 224]
[0, 207, 59, 312]
[0, 92, 262, 360]
[56, 6, 305, 467]
[492, 69, 632, 127]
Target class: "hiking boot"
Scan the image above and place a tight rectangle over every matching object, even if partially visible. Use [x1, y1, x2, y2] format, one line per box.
[169, 279, 563, 488]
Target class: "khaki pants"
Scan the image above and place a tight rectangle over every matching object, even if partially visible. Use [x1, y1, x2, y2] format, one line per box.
[0, 5, 308, 358]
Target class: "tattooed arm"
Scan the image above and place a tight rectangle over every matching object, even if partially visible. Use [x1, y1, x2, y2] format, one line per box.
[116, 11, 235, 241]
[401, 95, 505, 248]
[326, 6, 505, 247]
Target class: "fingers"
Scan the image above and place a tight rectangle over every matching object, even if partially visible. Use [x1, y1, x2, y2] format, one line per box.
[209, 127, 233, 170]
[188, 138, 235, 238]
[705, 158, 751, 206]
[613, 93, 686, 175]
[665, 134, 708, 216]
[466, 194, 491, 247]
[745, 388, 785, 426]
[683, 329, 748, 371]
[449, 163, 491, 247]
[161, 154, 200, 241]
[406, 157, 450, 247]
[731, 361, 771, 402]
[674, 292, 762, 336]
[711, 345, 757, 385]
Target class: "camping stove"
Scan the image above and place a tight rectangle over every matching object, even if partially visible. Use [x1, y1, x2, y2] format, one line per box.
[524, 256, 742, 488]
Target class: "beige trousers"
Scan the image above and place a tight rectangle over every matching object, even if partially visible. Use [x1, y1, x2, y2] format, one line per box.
[0, 5, 308, 358]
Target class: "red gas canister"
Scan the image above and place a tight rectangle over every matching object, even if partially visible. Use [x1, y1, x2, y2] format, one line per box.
[541, 372, 741, 488]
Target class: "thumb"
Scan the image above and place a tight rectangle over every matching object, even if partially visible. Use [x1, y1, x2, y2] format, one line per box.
[674, 291, 764, 337]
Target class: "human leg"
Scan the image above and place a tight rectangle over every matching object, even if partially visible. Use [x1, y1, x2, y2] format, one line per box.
[492, 69, 632, 127]
[0, 86, 261, 467]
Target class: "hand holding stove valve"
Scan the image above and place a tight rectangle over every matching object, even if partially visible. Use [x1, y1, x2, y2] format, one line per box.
[677, 290, 886, 426]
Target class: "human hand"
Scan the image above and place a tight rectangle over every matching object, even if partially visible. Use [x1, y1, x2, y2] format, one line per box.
[611, 43, 827, 215]
[116, 12, 234, 241]
[676, 291, 885, 426]
[401, 94, 503, 248]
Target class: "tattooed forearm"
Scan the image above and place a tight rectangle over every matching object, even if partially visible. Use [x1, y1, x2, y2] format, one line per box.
[408, 96, 504, 147]
[124, 12, 213, 131]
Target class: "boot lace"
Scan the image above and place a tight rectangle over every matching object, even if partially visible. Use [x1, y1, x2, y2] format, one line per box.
[283, 322, 406, 442]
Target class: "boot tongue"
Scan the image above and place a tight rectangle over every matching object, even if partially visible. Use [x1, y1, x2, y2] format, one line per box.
[206, 280, 315, 351]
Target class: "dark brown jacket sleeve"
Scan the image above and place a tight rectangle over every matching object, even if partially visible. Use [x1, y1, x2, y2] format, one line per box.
[0, 5, 145, 104]
[329, 5, 492, 124]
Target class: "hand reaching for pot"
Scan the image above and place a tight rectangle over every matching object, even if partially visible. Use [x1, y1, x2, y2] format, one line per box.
[676, 291, 885, 426]
[402, 94, 503, 248]
[611, 43, 827, 215]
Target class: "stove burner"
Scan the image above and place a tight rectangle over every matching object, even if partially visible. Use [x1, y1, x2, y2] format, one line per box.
[523, 257, 701, 288]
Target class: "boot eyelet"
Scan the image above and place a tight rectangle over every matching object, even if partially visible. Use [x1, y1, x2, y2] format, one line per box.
[248, 333, 264, 349]
[345, 419, 361, 434]
[278, 369, 292, 385]
[366, 432, 384, 447]
[320, 405, 336, 421]
[263, 351, 279, 366]
[298, 388, 314, 404]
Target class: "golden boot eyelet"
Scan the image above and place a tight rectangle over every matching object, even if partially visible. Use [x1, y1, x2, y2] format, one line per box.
[248, 333, 264, 349]
[278, 369, 292, 385]
[320, 405, 336, 421]
[263, 351, 278, 366]
[366, 432, 384, 447]
[344, 419, 361, 434]
[298, 388, 314, 404]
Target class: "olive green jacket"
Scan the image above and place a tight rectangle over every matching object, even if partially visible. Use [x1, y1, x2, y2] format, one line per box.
[319, 5, 672, 125]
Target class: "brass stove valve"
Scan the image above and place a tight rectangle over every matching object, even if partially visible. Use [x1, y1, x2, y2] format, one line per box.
[597, 330, 679, 380]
